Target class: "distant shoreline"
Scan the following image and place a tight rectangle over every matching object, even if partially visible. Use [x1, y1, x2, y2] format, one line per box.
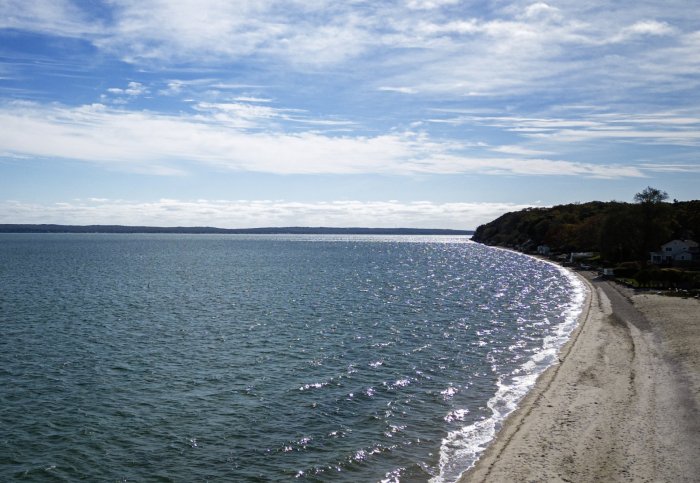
[0, 224, 473, 236]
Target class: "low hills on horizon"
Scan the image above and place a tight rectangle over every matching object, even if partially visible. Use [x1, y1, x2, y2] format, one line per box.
[0, 224, 473, 236]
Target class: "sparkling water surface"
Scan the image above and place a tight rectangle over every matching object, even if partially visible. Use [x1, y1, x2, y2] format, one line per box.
[0, 234, 583, 482]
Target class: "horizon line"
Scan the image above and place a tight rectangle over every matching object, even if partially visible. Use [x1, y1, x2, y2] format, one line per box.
[0, 224, 475, 235]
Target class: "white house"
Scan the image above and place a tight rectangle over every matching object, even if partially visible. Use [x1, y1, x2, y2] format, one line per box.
[650, 239, 699, 264]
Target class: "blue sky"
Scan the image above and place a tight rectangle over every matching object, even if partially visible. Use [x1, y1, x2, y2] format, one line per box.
[1, 0, 698, 229]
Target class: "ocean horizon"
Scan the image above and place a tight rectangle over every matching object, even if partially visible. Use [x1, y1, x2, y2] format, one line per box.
[0, 234, 584, 482]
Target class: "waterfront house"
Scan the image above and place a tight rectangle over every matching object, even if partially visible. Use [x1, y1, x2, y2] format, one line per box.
[650, 239, 699, 264]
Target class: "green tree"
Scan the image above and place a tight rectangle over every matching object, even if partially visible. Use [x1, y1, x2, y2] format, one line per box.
[634, 186, 668, 204]
[600, 206, 641, 263]
[633, 186, 672, 262]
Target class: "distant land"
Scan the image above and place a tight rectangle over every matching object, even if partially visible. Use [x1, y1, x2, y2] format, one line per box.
[0, 224, 474, 236]
[471, 199, 699, 264]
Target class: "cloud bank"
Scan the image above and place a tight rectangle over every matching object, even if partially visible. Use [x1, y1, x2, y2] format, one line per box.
[0, 199, 535, 230]
[0, 101, 648, 178]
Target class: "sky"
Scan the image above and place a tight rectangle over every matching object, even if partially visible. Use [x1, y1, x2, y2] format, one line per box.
[0, 0, 699, 229]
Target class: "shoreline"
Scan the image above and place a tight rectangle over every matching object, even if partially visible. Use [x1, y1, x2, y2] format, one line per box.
[434, 249, 587, 482]
[458, 268, 700, 482]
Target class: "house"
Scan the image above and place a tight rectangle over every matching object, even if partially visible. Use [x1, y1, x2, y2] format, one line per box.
[537, 245, 550, 255]
[650, 239, 699, 264]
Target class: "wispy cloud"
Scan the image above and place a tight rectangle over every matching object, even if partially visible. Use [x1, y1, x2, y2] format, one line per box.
[640, 163, 700, 173]
[0, 198, 536, 229]
[192, 101, 303, 128]
[489, 145, 553, 157]
[0, 0, 101, 37]
[0, 100, 647, 178]
[1, 1, 698, 205]
[611, 20, 675, 43]
[375, 3, 698, 99]
[3, 1, 696, 100]
[378, 86, 418, 94]
[86, 1, 377, 67]
[431, 110, 700, 147]
[232, 96, 272, 103]
[106, 82, 148, 97]
[406, 0, 460, 10]
[102, 81, 150, 104]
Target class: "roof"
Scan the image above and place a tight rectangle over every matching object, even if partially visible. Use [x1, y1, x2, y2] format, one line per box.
[662, 239, 698, 247]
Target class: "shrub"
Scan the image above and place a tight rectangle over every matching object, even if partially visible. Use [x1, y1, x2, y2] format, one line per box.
[615, 261, 642, 278]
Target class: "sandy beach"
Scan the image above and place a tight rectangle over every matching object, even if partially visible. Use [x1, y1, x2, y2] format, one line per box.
[460, 272, 700, 482]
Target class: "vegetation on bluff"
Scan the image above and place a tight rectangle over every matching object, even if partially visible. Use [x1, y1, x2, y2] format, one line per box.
[472, 188, 700, 265]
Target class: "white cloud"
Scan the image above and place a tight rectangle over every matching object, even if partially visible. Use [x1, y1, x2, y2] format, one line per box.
[524, 115, 700, 146]
[437, 111, 700, 147]
[374, 5, 694, 98]
[406, 0, 460, 10]
[0, 101, 651, 178]
[86, 0, 375, 67]
[2, 1, 698, 100]
[106, 81, 148, 98]
[95, 0, 274, 62]
[531, 127, 700, 145]
[376, 17, 579, 95]
[233, 96, 273, 103]
[193, 101, 301, 128]
[616, 20, 675, 40]
[274, 23, 372, 67]
[0, 198, 536, 229]
[521, 2, 562, 21]
[159, 81, 184, 96]
[640, 163, 700, 173]
[490, 145, 553, 156]
[378, 86, 419, 94]
[0, 0, 100, 37]
[422, 155, 643, 178]
[124, 82, 147, 96]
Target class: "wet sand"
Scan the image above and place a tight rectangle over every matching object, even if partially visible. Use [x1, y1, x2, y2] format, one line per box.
[460, 272, 700, 482]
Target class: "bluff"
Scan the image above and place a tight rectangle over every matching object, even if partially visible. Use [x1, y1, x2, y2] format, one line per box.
[472, 200, 700, 264]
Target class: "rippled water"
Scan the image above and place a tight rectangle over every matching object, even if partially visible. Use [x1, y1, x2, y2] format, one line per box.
[0, 234, 584, 482]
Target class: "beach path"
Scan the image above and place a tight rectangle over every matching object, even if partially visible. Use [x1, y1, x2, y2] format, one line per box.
[461, 272, 700, 483]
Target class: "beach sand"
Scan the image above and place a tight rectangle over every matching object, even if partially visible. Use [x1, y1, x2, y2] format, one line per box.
[459, 273, 700, 482]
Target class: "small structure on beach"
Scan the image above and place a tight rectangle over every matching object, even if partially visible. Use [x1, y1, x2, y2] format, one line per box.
[537, 245, 550, 255]
[650, 239, 699, 264]
[569, 252, 594, 263]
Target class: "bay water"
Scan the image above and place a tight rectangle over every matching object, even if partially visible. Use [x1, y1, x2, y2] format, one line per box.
[0, 234, 584, 481]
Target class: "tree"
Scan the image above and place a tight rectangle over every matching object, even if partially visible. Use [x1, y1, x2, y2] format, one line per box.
[599, 206, 642, 263]
[634, 186, 668, 204]
[633, 186, 671, 263]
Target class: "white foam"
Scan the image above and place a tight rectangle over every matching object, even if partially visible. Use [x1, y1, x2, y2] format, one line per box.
[444, 408, 469, 423]
[299, 381, 329, 391]
[431, 255, 586, 483]
[440, 386, 459, 400]
[391, 378, 411, 389]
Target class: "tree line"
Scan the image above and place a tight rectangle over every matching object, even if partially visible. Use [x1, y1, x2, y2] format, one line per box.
[472, 187, 700, 265]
